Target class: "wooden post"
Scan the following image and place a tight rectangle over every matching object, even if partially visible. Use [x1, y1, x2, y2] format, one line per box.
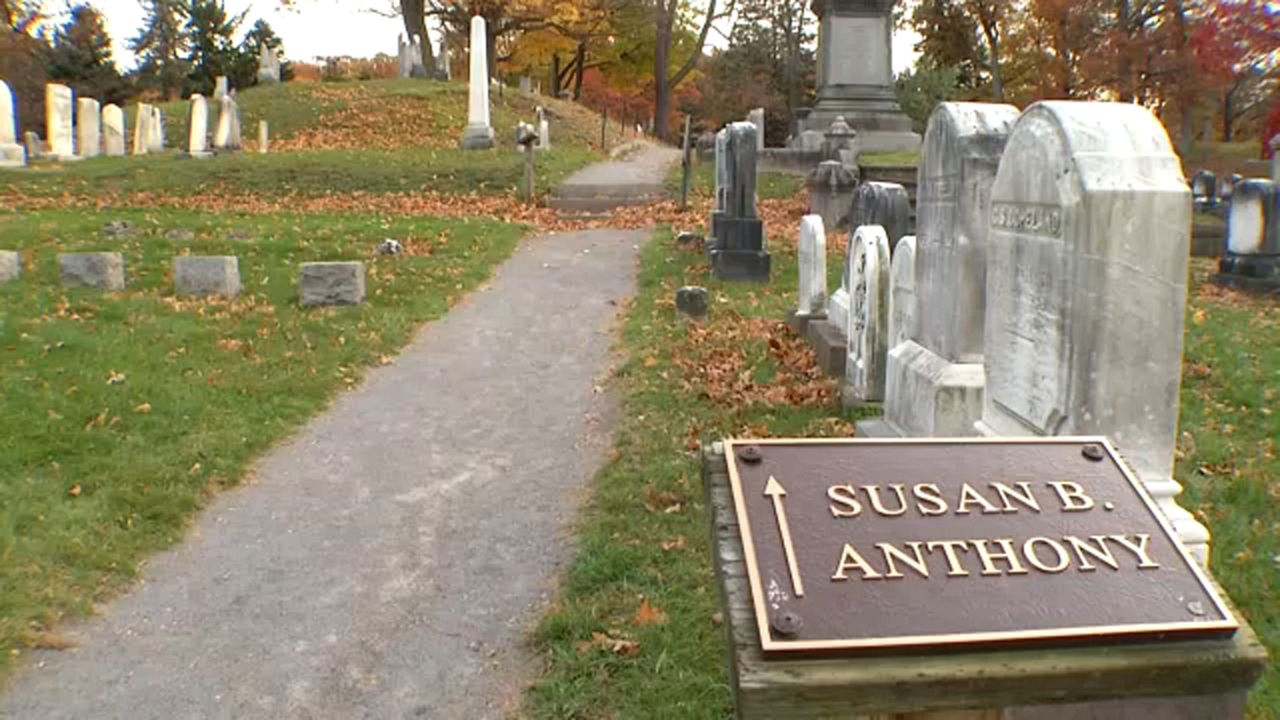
[601, 109, 608, 152]
[680, 114, 693, 211]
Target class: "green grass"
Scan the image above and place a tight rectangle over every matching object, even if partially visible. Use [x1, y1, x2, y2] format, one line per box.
[0, 207, 526, 677]
[669, 162, 806, 201]
[861, 150, 920, 166]
[2, 79, 611, 199]
[525, 234, 1280, 717]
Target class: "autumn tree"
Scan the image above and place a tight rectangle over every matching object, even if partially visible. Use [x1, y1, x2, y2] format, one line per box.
[648, 0, 733, 141]
[130, 0, 188, 99]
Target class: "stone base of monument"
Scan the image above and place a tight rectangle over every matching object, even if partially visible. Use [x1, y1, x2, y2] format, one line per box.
[785, 309, 824, 337]
[856, 341, 985, 438]
[1212, 272, 1280, 294]
[805, 319, 845, 377]
[460, 124, 495, 150]
[0, 143, 25, 167]
[711, 248, 770, 282]
[796, 108, 921, 155]
[1214, 256, 1279, 294]
[702, 443, 1266, 720]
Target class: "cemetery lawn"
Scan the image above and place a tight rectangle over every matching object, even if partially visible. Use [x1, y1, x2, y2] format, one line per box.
[0, 207, 526, 679]
[526, 236, 1280, 715]
[0, 79, 622, 200]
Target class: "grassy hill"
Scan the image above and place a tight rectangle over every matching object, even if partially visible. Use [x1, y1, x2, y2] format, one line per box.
[1, 79, 633, 200]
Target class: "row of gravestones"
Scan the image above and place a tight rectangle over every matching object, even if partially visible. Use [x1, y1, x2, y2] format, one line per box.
[398, 33, 450, 80]
[792, 100, 1221, 565]
[0, 249, 365, 307]
[0, 79, 267, 167]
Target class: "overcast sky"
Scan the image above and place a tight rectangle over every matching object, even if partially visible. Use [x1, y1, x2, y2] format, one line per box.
[47, 0, 919, 74]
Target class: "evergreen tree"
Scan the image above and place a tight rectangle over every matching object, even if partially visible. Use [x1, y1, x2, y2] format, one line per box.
[183, 0, 247, 96]
[129, 0, 188, 100]
[49, 4, 126, 103]
[240, 19, 292, 84]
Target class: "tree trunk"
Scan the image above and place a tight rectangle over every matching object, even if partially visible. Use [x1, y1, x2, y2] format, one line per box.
[573, 41, 587, 100]
[653, 1, 674, 141]
[550, 53, 561, 96]
[401, 0, 435, 73]
[1222, 88, 1235, 142]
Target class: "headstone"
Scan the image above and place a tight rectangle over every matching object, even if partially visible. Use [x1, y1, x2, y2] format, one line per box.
[102, 220, 138, 239]
[410, 35, 427, 77]
[258, 120, 269, 153]
[460, 16, 495, 150]
[710, 122, 770, 282]
[849, 181, 910, 252]
[976, 100, 1210, 562]
[843, 223, 891, 407]
[45, 83, 77, 160]
[102, 104, 124, 156]
[675, 286, 709, 321]
[796, 129, 825, 153]
[708, 128, 729, 247]
[165, 228, 195, 242]
[865, 102, 1019, 440]
[747, 107, 764, 150]
[398, 34, 413, 78]
[822, 115, 859, 165]
[214, 76, 229, 100]
[132, 103, 151, 154]
[1213, 179, 1279, 294]
[805, 160, 858, 231]
[519, 76, 533, 94]
[257, 43, 281, 84]
[213, 96, 242, 151]
[1221, 173, 1242, 201]
[148, 106, 165, 151]
[1190, 170, 1218, 211]
[300, 262, 366, 306]
[175, 256, 241, 297]
[0, 80, 25, 167]
[789, 215, 827, 333]
[187, 94, 211, 158]
[440, 38, 452, 79]
[59, 252, 125, 290]
[23, 131, 42, 160]
[887, 234, 917, 351]
[797, 0, 919, 153]
[0, 250, 19, 282]
[75, 98, 101, 158]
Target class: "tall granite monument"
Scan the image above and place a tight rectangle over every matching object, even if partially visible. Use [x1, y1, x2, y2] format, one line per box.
[795, 0, 919, 153]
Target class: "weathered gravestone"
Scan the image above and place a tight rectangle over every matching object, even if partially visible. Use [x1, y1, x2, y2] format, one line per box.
[787, 215, 827, 336]
[214, 76, 229, 100]
[0, 250, 19, 282]
[148, 106, 165, 151]
[887, 234, 917, 352]
[175, 256, 241, 298]
[822, 115, 859, 165]
[397, 34, 413, 78]
[709, 122, 770, 282]
[536, 106, 550, 150]
[0, 80, 25, 167]
[747, 107, 765, 150]
[132, 103, 152, 155]
[460, 16, 495, 150]
[975, 101, 1210, 563]
[76, 97, 100, 158]
[410, 35, 427, 77]
[60, 252, 125, 290]
[707, 128, 729, 252]
[519, 76, 533, 94]
[187, 94, 211, 158]
[842, 224, 890, 408]
[702, 437, 1266, 720]
[102, 104, 124, 156]
[23, 131, 42, 160]
[300, 262, 366, 306]
[257, 43, 281, 84]
[258, 121, 269, 154]
[675, 286, 709, 321]
[1213, 178, 1279, 294]
[859, 102, 1019, 439]
[45, 84, 77, 160]
[807, 181, 909, 377]
[213, 95, 241, 151]
[806, 160, 858, 232]
[1190, 169, 1218, 211]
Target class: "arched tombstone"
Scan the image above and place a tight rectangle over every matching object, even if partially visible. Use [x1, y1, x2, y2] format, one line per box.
[1190, 170, 1218, 211]
[1213, 178, 1279, 294]
[188, 94, 211, 158]
[788, 214, 827, 334]
[887, 234, 917, 352]
[863, 102, 1019, 439]
[843, 224, 891, 407]
[77, 98, 101, 158]
[45, 83, 77, 160]
[976, 101, 1210, 563]
[132, 103, 151, 155]
[0, 80, 25, 167]
[102, 104, 124, 156]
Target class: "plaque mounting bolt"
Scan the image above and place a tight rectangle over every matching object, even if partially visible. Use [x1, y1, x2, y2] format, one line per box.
[1082, 444, 1105, 462]
[738, 445, 763, 464]
[770, 610, 804, 637]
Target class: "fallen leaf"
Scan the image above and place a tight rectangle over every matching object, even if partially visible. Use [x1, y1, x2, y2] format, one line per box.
[133, 403, 152, 414]
[575, 632, 640, 657]
[711, 612, 724, 626]
[643, 355, 658, 368]
[634, 598, 669, 626]
[661, 536, 687, 552]
[189, 463, 202, 476]
[67, 484, 81, 497]
[106, 371, 126, 385]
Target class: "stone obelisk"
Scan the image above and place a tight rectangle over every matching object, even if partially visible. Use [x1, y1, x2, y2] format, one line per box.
[460, 15, 495, 150]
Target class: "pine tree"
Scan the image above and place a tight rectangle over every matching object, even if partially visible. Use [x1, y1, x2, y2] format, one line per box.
[129, 0, 188, 100]
[183, 0, 247, 96]
[49, 4, 126, 103]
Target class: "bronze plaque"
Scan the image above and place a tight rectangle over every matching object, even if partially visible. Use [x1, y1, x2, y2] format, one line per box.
[724, 437, 1237, 654]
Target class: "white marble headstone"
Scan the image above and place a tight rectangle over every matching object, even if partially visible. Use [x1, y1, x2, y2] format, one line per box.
[102, 104, 124, 156]
[844, 224, 891, 405]
[796, 215, 827, 318]
[213, 96, 241, 150]
[0, 80, 24, 167]
[747, 108, 764, 150]
[45, 84, 75, 159]
[258, 120, 270, 154]
[214, 76, 229, 100]
[460, 15, 494, 149]
[888, 235, 917, 350]
[979, 100, 1209, 563]
[188, 94, 211, 157]
[76, 97, 101, 158]
[148, 106, 164, 151]
[1226, 182, 1269, 255]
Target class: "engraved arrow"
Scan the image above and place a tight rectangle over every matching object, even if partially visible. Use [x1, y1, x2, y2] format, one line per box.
[764, 476, 805, 597]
